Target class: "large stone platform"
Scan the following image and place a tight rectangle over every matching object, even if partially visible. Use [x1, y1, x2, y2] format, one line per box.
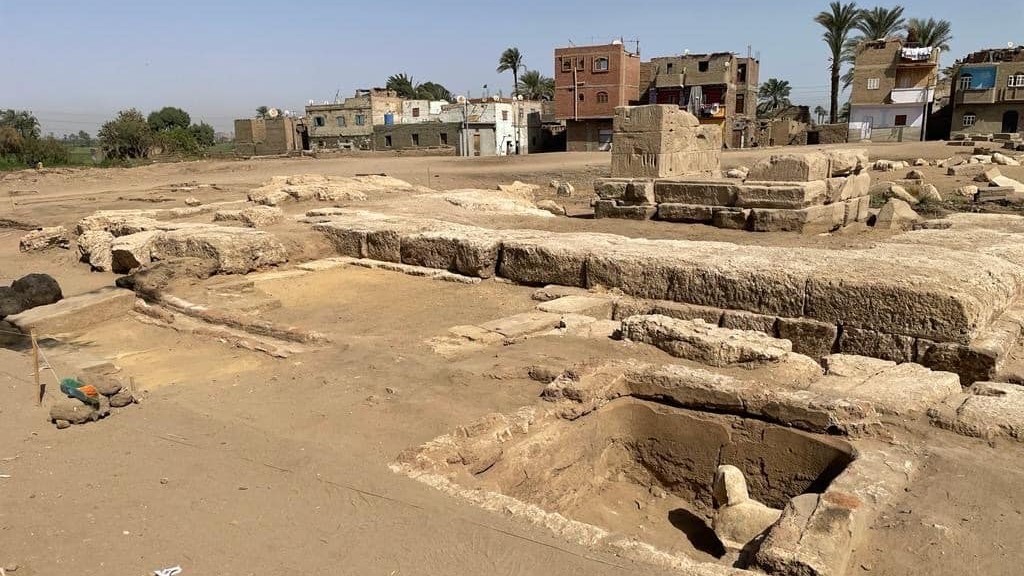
[307, 209, 1024, 383]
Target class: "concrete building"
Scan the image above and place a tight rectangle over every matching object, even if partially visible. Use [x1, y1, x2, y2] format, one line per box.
[304, 88, 404, 150]
[399, 100, 448, 124]
[554, 42, 642, 151]
[848, 38, 939, 142]
[640, 52, 760, 148]
[372, 122, 462, 153]
[950, 46, 1024, 137]
[440, 99, 541, 156]
[233, 116, 307, 155]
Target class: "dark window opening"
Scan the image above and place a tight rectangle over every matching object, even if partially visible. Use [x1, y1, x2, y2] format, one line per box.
[666, 62, 674, 72]
[411, 133, 420, 146]
[894, 114, 908, 126]
[314, 116, 325, 127]
[736, 93, 746, 114]
[412, 107, 420, 117]
[440, 133, 448, 145]
[596, 91, 609, 103]
[737, 63, 747, 83]
[578, 93, 585, 102]
[384, 135, 392, 147]
[698, 61, 709, 72]
[561, 58, 571, 72]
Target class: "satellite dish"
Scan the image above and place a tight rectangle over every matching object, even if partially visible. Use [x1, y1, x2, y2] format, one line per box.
[456, 95, 466, 104]
[267, 108, 280, 118]
[283, 110, 291, 117]
[1010, 42, 1017, 48]
[612, 39, 623, 45]
[492, 94, 500, 102]
[517, 95, 524, 101]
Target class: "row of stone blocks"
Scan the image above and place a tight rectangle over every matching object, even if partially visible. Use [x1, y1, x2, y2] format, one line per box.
[308, 209, 1024, 383]
[595, 148, 873, 232]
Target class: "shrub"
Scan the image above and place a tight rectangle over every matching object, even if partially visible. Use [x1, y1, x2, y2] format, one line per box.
[99, 109, 153, 159]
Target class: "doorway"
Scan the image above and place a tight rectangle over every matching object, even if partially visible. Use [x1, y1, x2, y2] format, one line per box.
[472, 133, 481, 156]
[861, 116, 873, 141]
[1003, 110, 1020, 134]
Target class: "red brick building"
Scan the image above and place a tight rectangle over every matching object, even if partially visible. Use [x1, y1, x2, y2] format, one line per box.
[554, 42, 641, 151]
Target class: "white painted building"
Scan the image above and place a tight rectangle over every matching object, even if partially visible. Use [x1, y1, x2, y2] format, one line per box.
[440, 100, 543, 156]
[399, 100, 448, 124]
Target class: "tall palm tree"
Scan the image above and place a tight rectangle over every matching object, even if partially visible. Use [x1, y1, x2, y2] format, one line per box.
[386, 73, 417, 99]
[906, 18, 953, 51]
[815, 2, 862, 123]
[757, 78, 793, 117]
[255, 106, 269, 119]
[415, 81, 452, 101]
[841, 5, 906, 88]
[517, 70, 555, 100]
[497, 47, 525, 97]
[814, 105, 828, 124]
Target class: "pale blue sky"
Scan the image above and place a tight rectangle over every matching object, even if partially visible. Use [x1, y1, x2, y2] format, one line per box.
[3, 0, 1021, 135]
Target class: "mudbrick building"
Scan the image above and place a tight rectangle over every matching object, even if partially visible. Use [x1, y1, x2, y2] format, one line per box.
[304, 88, 404, 150]
[640, 52, 760, 148]
[554, 42, 642, 151]
[950, 46, 1024, 137]
[847, 38, 939, 142]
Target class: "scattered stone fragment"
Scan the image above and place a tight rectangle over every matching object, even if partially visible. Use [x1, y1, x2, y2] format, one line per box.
[535, 200, 566, 216]
[913, 158, 928, 166]
[556, 182, 575, 197]
[886, 184, 919, 205]
[184, 197, 202, 207]
[49, 399, 98, 424]
[993, 152, 1021, 166]
[725, 168, 748, 179]
[874, 199, 920, 231]
[55, 419, 70, 429]
[109, 388, 134, 407]
[905, 169, 925, 180]
[77, 230, 115, 272]
[19, 227, 70, 252]
[238, 205, 284, 228]
[918, 184, 942, 203]
[955, 185, 979, 198]
[11, 273, 62, 309]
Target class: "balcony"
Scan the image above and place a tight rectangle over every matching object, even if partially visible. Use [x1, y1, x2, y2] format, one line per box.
[1001, 87, 1024, 102]
[956, 89, 997, 105]
[890, 87, 934, 104]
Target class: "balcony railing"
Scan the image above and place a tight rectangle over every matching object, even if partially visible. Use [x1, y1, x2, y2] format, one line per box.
[890, 87, 934, 104]
[1001, 87, 1024, 102]
[956, 89, 997, 105]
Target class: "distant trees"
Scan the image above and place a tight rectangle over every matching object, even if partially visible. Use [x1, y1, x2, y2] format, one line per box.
[757, 78, 793, 117]
[814, 2, 862, 124]
[1, 109, 41, 140]
[517, 70, 555, 100]
[906, 17, 953, 51]
[497, 47, 525, 97]
[386, 73, 453, 100]
[147, 107, 191, 132]
[98, 109, 153, 159]
[0, 109, 69, 166]
[841, 6, 906, 88]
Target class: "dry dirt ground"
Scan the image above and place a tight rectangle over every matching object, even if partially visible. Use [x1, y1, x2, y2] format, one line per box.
[3, 142, 1024, 576]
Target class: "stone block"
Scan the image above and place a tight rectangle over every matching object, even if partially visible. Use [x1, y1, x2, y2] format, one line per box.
[498, 235, 602, 287]
[874, 198, 920, 231]
[654, 180, 738, 205]
[7, 287, 135, 337]
[614, 129, 721, 155]
[721, 309, 778, 334]
[150, 227, 288, 274]
[593, 200, 656, 220]
[748, 204, 844, 233]
[399, 229, 502, 278]
[656, 203, 714, 223]
[77, 230, 115, 272]
[838, 327, 915, 363]
[839, 172, 872, 201]
[734, 181, 828, 209]
[776, 317, 837, 359]
[611, 150, 721, 179]
[747, 152, 831, 182]
[612, 104, 700, 133]
[620, 314, 792, 366]
[711, 207, 749, 229]
[537, 295, 615, 319]
[825, 148, 869, 176]
[110, 231, 161, 273]
[613, 297, 724, 324]
[947, 163, 990, 177]
[19, 227, 70, 252]
[593, 178, 654, 204]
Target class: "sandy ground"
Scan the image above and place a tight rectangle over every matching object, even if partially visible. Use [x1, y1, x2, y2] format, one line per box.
[3, 143, 1024, 575]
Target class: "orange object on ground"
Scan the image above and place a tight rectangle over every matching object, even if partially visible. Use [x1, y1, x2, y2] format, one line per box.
[77, 384, 99, 397]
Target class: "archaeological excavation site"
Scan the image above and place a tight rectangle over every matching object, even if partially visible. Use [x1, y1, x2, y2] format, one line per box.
[6, 105, 1024, 576]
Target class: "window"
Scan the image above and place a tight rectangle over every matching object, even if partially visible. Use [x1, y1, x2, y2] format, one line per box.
[596, 91, 609, 103]
[736, 63, 747, 83]
[384, 135, 392, 147]
[736, 93, 746, 114]
[867, 78, 880, 90]
[894, 114, 908, 126]
[1010, 74, 1024, 88]
[440, 132, 448, 145]
[666, 62, 674, 72]
[593, 57, 609, 72]
[502, 110, 509, 121]
[412, 107, 420, 117]
[576, 57, 585, 70]
[313, 116, 325, 127]
[411, 133, 419, 146]
[354, 114, 365, 126]
[958, 74, 973, 91]
[561, 58, 571, 72]
[336, 116, 346, 127]
[698, 61, 709, 72]
[578, 92, 585, 102]
[963, 113, 977, 127]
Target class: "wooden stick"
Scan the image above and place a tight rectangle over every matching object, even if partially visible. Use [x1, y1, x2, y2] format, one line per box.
[31, 330, 42, 405]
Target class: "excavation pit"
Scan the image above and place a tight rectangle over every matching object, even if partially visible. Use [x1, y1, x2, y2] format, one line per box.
[394, 393, 904, 575]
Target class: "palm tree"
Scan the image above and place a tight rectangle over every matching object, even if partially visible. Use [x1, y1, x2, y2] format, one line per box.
[517, 70, 555, 100]
[497, 47, 525, 97]
[757, 78, 793, 117]
[841, 6, 906, 88]
[906, 18, 953, 51]
[815, 2, 862, 123]
[814, 105, 828, 124]
[255, 106, 269, 119]
[386, 73, 417, 99]
[415, 81, 452, 101]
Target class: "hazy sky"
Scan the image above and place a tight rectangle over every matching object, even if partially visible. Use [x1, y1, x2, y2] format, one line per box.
[3, 0, 1021, 135]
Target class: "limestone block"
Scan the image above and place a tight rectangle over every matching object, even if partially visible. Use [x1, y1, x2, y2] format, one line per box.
[399, 228, 502, 278]
[77, 230, 115, 272]
[748, 204, 844, 233]
[537, 295, 615, 319]
[535, 200, 566, 216]
[612, 104, 700, 133]
[654, 180, 739, 205]
[776, 317, 837, 359]
[839, 172, 871, 201]
[874, 199, 920, 231]
[711, 207, 749, 229]
[734, 181, 828, 209]
[19, 227, 70, 252]
[620, 314, 792, 367]
[947, 163, 990, 177]
[614, 129, 720, 155]
[746, 153, 831, 182]
[150, 227, 288, 274]
[613, 298, 724, 324]
[110, 231, 161, 273]
[611, 150, 721, 179]
[594, 179, 653, 203]
[721, 309, 777, 334]
[238, 205, 284, 228]
[825, 148, 869, 176]
[931, 382, 1024, 441]
[7, 287, 135, 337]
[839, 327, 915, 363]
[656, 203, 713, 223]
[498, 235, 604, 287]
[712, 465, 783, 552]
[593, 200, 656, 220]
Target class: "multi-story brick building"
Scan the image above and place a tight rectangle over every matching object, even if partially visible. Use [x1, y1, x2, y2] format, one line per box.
[304, 88, 404, 150]
[950, 46, 1024, 136]
[554, 42, 641, 151]
[847, 38, 939, 142]
[639, 52, 759, 148]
